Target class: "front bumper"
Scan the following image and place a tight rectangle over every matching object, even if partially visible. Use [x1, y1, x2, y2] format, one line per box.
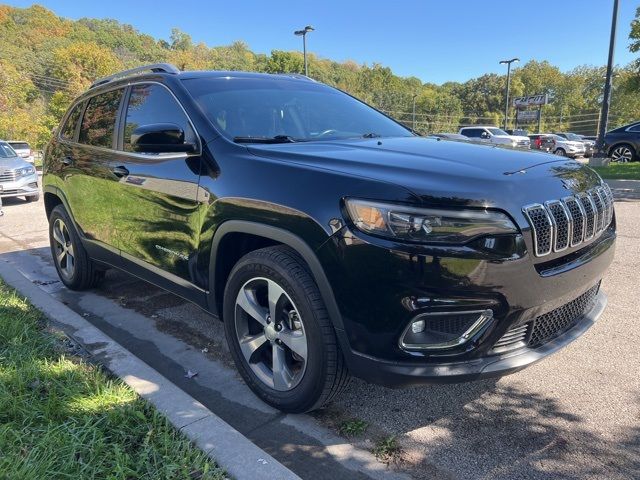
[0, 174, 39, 198]
[343, 290, 606, 387]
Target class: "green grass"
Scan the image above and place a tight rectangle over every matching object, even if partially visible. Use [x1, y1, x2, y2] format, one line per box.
[338, 418, 369, 437]
[0, 280, 226, 480]
[373, 436, 402, 464]
[592, 162, 640, 180]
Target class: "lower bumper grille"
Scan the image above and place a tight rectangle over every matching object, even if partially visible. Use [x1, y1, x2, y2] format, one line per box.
[494, 283, 600, 352]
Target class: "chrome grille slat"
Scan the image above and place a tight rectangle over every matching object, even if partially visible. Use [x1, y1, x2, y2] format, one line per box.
[522, 204, 553, 256]
[493, 324, 529, 350]
[545, 200, 570, 252]
[524, 185, 614, 257]
[0, 170, 17, 183]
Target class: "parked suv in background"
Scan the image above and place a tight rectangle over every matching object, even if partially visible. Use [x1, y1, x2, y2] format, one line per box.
[459, 126, 530, 149]
[0, 141, 39, 202]
[7, 140, 34, 164]
[44, 64, 615, 413]
[604, 121, 640, 162]
[548, 134, 585, 158]
[528, 134, 554, 152]
[556, 132, 594, 158]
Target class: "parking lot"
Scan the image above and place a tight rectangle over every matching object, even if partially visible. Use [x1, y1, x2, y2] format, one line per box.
[1, 189, 638, 480]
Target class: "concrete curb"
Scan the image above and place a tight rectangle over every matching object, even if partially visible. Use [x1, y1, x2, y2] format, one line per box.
[0, 260, 301, 480]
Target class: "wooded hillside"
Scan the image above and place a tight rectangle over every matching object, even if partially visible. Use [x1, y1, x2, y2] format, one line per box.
[1, 4, 638, 148]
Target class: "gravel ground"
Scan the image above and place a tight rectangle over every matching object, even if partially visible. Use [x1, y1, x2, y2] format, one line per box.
[1, 187, 638, 480]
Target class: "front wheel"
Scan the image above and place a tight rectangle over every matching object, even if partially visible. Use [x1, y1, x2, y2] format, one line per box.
[26, 193, 40, 202]
[223, 246, 349, 413]
[554, 148, 566, 156]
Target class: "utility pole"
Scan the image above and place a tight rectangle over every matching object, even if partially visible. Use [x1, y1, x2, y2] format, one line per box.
[593, 0, 619, 164]
[294, 25, 314, 77]
[499, 58, 519, 130]
[412, 93, 417, 131]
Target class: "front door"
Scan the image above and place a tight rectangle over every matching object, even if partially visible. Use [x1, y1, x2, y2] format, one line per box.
[110, 82, 204, 284]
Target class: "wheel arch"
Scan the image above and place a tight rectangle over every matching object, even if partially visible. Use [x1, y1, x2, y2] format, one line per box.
[208, 221, 346, 334]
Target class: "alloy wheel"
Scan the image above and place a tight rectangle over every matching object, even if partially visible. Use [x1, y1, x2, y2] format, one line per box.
[611, 146, 633, 163]
[52, 218, 75, 280]
[234, 277, 308, 391]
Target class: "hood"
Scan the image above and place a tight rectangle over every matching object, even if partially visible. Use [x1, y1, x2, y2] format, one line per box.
[247, 136, 600, 209]
[0, 156, 30, 170]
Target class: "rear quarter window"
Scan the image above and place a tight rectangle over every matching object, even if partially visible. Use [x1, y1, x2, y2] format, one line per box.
[60, 102, 85, 141]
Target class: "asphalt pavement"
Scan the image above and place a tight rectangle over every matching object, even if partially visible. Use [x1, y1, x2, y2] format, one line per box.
[0, 185, 638, 480]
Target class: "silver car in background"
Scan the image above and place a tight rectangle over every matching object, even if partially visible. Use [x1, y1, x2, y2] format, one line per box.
[0, 141, 39, 202]
[556, 132, 594, 158]
[548, 134, 586, 158]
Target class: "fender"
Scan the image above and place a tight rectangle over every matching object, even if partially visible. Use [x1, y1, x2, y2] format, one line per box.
[208, 220, 346, 336]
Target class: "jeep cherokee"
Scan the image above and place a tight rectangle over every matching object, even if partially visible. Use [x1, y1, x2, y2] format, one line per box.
[43, 64, 616, 413]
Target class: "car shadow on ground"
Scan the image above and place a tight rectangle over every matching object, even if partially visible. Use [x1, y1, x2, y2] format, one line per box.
[4, 247, 639, 480]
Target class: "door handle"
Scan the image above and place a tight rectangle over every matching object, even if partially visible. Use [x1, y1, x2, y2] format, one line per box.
[61, 156, 73, 165]
[112, 166, 129, 178]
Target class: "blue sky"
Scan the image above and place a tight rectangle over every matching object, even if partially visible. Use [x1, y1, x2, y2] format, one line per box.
[5, 0, 638, 84]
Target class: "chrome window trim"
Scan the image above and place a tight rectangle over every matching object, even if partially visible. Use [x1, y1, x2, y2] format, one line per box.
[398, 309, 494, 351]
[56, 80, 202, 158]
[522, 203, 554, 257]
[544, 200, 570, 253]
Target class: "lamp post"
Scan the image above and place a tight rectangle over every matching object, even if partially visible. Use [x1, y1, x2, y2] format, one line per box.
[593, 0, 619, 163]
[499, 58, 519, 130]
[294, 25, 314, 76]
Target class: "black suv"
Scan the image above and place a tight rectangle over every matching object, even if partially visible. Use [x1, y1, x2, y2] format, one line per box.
[604, 121, 640, 162]
[44, 64, 616, 413]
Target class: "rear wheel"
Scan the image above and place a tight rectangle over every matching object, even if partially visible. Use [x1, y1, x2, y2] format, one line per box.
[554, 148, 566, 156]
[49, 205, 103, 290]
[610, 144, 635, 163]
[223, 246, 348, 413]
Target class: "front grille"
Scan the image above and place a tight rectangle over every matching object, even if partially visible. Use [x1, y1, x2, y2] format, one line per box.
[493, 283, 600, 352]
[0, 170, 17, 183]
[523, 184, 614, 257]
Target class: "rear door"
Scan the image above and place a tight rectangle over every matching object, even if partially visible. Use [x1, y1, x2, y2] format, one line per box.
[110, 82, 204, 284]
[63, 88, 125, 251]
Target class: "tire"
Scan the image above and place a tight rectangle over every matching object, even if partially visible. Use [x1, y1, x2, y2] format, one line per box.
[223, 245, 349, 413]
[48, 204, 104, 290]
[554, 148, 566, 157]
[26, 193, 40, 202]
[609, 144, 635, 163]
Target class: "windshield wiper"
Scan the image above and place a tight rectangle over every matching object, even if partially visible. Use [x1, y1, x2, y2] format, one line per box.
[362, 132, 382, 138]
[233, 135, 299, 144]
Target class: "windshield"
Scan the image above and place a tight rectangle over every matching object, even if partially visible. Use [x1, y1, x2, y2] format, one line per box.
[564, 133, 581, 141]
[487, 128, 509, 136]
[182, 77, 413, 142]
[0, 142, 18, 158]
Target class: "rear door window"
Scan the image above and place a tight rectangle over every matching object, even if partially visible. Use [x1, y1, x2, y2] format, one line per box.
[79, 89, 124, 148]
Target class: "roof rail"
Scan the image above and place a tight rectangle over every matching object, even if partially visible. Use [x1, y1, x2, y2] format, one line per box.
[90, 63, 180, 89]
[275, 73, 316, 82]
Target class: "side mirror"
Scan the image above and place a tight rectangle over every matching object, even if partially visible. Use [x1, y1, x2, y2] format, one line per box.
[131, 123, 196, 153]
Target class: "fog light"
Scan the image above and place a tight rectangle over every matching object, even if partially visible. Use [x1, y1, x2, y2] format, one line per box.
[411, 319, 425, 333]
[400, 309, 494, 351]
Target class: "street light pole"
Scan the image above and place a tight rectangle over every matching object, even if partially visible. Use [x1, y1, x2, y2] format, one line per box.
[412, 93, 417, 131]
[594, 0, 619, 160]
[294, 25, 314, 76]
[499, 58, 519, 130]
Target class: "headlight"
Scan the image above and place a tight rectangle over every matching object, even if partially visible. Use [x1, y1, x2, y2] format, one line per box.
[16, 166, 35, 177]
[344, 199, 518, 244]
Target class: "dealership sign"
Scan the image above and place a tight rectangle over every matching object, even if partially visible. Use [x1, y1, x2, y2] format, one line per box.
[517, 110, 539, 122]
[513, 94, 549, 107]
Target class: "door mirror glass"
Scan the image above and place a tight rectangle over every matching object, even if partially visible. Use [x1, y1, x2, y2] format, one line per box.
[131, 123, 196, 153]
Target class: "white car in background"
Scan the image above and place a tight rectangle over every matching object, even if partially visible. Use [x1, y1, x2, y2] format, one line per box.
[6, 140, 34, 164]
[548, 134, 586, 158]
[459, 126, 530, 149]
[0, 141, 39, 202]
